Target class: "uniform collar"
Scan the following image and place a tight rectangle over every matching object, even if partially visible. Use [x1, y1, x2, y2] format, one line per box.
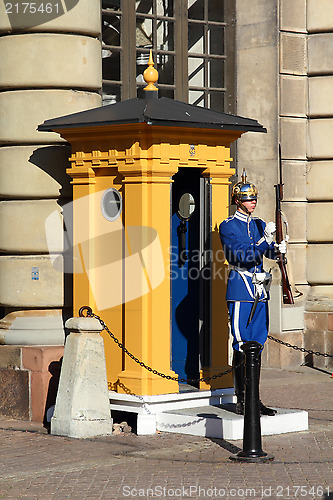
[234, 210, 251, 223]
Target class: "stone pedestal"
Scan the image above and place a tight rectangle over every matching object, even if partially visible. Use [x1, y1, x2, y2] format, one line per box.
[51, 316, 113, 438]
[304, 310, 333, 372]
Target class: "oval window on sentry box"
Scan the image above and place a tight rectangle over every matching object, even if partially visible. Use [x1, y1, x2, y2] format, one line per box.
[101, 188, 122, 222]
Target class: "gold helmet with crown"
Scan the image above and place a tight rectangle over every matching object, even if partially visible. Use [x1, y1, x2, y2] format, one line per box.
[231, 169, 258, 204]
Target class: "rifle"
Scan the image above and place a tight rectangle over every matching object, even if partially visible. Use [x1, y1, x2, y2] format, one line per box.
[275, 144, 294, 305]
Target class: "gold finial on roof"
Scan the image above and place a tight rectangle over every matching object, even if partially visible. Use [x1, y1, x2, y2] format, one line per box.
[143, 50, 159, 91]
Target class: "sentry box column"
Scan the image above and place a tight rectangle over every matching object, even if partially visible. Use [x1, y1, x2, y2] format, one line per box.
[39, 55, 265, 396]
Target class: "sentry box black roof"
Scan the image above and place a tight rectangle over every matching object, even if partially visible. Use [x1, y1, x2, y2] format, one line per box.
[38, 94, 266, 134]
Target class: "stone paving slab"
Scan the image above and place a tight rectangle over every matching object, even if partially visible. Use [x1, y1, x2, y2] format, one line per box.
[0, 367, 332, 500]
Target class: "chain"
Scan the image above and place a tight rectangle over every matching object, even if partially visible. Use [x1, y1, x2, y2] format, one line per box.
[78, 306, 237, 384]
[78, 306, 332, 383]
[268, 335, 333, 358]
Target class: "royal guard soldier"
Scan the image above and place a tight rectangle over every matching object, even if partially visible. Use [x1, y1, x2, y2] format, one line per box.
[219, 170, 287, 416]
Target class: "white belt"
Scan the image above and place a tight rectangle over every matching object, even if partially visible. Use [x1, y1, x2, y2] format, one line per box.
[229, 266, 270, 299]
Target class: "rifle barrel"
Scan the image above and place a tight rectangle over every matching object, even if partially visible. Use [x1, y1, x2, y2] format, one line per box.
[276, 144, 294, 305]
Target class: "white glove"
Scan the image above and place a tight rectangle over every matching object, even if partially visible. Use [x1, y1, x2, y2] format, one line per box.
[264, 221, 276, 244]
[276, 240, 287, 254]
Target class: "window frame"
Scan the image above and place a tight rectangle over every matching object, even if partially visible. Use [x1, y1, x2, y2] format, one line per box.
[101, 0, 235, 112]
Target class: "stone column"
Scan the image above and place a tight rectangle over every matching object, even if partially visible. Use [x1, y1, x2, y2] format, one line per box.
[0, 0, 102, 344]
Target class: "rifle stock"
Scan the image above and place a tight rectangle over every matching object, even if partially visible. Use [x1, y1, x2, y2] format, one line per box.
[276, 145, 294, 305]
[276, 250, 294, 304]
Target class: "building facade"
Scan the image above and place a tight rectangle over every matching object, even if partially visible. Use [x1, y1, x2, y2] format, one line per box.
[0, 0, 332, 414]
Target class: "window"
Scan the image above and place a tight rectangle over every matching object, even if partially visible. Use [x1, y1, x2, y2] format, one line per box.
[101, 0, 235, 112]
[101, 188, 123, 222]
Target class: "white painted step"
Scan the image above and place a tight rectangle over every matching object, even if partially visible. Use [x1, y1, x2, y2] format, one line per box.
[156, 405, 308, 440]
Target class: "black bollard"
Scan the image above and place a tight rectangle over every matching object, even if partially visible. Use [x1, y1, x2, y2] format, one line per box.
[229, 341, 274, 463]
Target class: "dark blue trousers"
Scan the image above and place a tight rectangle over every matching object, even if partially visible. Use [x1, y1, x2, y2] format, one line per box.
[228, 300, 269, 351]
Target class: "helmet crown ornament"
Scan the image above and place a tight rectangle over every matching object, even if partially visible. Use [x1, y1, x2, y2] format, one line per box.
[231, 169, 258, 204]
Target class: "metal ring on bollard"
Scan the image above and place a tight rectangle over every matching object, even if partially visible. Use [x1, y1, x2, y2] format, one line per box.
[78, 306, 93, 317]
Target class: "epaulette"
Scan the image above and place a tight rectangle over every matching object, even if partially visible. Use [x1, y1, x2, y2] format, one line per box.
[223, 215, 235, 224]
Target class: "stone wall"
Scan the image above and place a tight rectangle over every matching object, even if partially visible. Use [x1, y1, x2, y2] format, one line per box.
[300, 0, 333, 371]
[304, 312, 333, 372]
[306, 0, 333, 317]
[235, 0, 333, 369]
[1, 0, 332, 374]
[235, 0, 304, 369]
[0, 345, 64, 422]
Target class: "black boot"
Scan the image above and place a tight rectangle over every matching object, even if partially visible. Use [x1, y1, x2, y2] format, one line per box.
[259, 401, 277, 416]
[232, 350, 245, 415]
[258, 352, 277, 416]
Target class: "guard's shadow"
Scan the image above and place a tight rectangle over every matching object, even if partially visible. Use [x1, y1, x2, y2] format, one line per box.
[195, 407, 242, 455]
[209, 436, 242, 454]
[43, 358, 63, 432]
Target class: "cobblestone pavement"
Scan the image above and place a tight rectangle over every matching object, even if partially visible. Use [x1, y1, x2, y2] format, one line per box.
[0, 366, 332, 500]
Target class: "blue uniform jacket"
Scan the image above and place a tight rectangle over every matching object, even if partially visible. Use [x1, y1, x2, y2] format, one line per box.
[219, 210, 276, 302]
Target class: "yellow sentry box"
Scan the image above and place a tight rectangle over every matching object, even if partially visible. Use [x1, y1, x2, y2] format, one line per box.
[39, 59, 265, 395]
